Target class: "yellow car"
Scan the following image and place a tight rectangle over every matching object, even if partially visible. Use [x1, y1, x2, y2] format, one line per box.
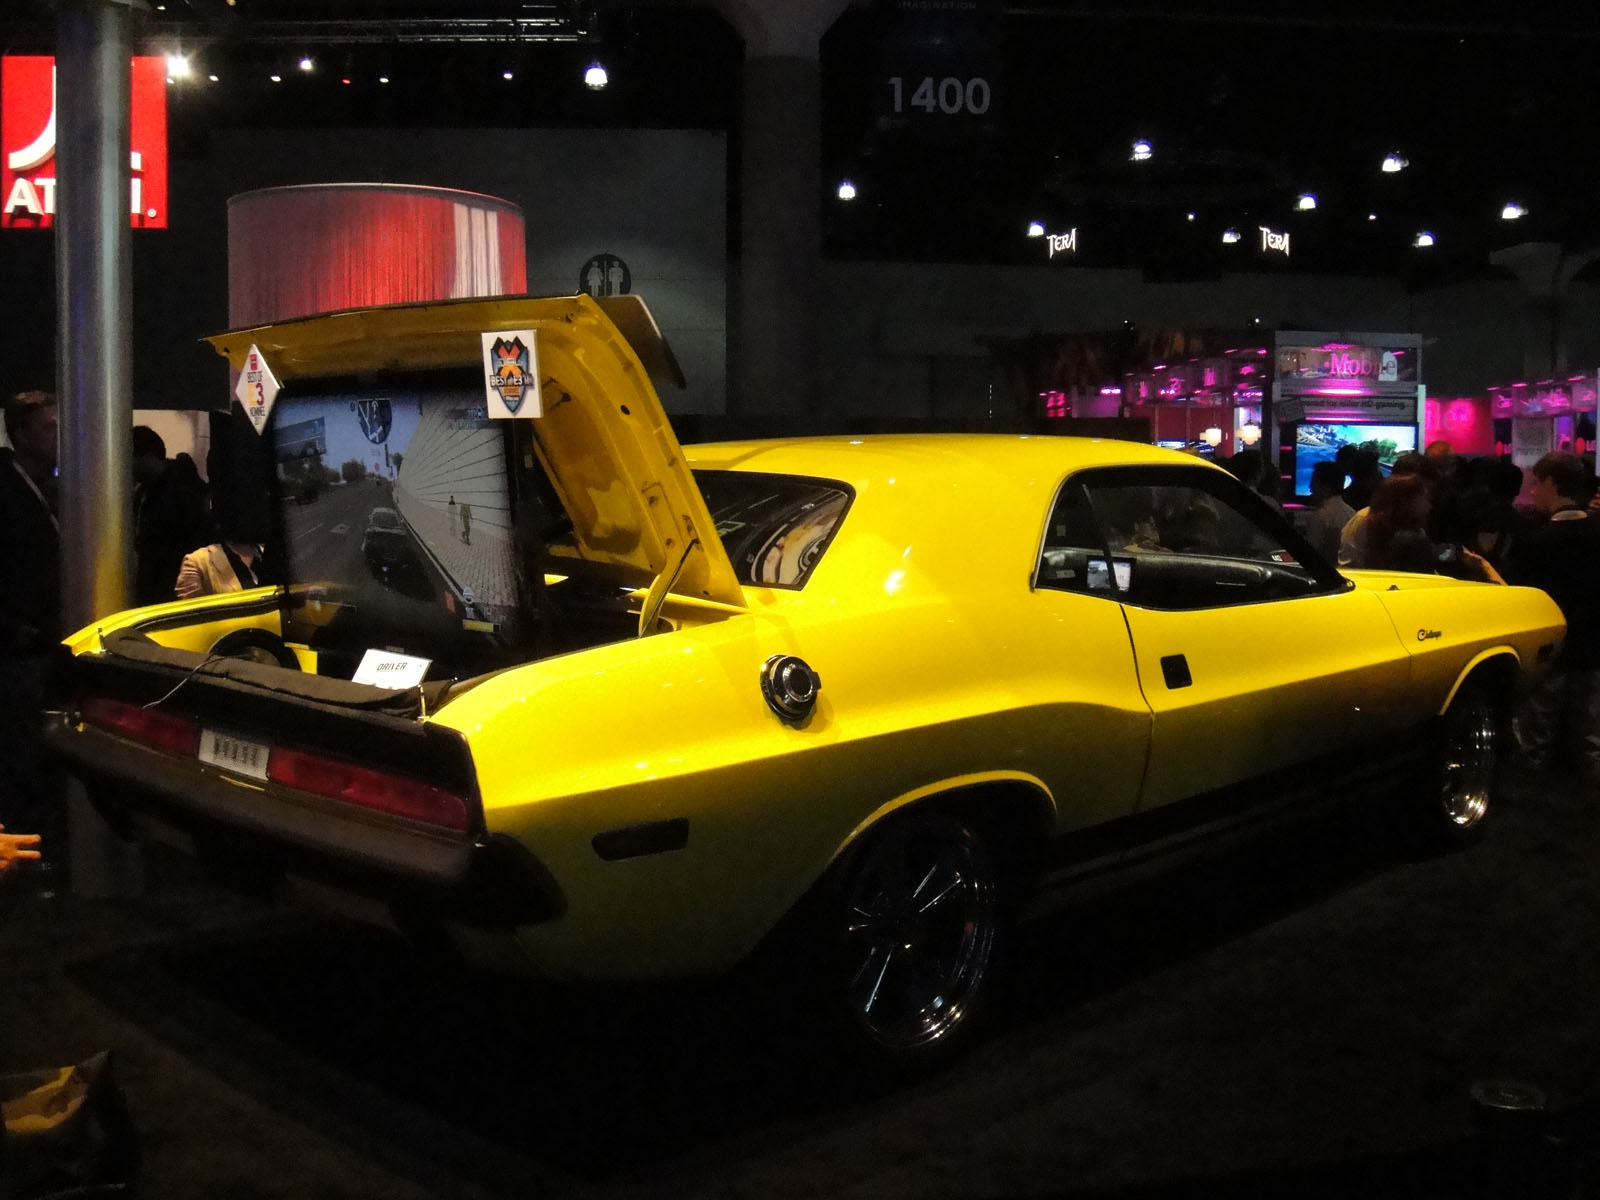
[46, 294, 1566, 1070]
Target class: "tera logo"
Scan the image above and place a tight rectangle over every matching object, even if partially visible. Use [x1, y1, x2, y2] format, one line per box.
[1259, 226, 1290, 256]
[1047, 228, 1077, 258]
[1, 56, 168, 229]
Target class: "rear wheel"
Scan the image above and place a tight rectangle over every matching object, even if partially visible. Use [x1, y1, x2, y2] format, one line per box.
[816, 811, 1005, 1071]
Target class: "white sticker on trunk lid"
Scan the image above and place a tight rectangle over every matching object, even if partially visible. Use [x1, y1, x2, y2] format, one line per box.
[353, 649, 432, 690]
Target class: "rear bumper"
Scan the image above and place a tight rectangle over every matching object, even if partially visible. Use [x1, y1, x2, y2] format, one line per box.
[44, 711, 564, 929]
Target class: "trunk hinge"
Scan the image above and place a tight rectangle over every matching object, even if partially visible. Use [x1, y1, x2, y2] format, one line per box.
[638, 537, 697, 637]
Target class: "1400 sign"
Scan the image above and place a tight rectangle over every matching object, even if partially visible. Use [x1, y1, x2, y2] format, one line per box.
[887, 75, 991, 116]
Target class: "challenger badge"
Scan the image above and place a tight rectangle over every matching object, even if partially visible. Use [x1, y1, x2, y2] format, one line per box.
[480, 328, 542, 419]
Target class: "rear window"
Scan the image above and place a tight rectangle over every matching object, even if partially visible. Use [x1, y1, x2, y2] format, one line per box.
[693, 470, 853, 589]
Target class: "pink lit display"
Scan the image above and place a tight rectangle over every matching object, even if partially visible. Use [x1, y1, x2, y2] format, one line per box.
[1423, 396, 1492, 455]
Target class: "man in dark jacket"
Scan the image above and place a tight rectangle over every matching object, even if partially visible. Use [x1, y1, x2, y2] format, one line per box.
[1505, 451, 1600, 780]
[132, 424, 211, 604]
[0, 390, 62, 869]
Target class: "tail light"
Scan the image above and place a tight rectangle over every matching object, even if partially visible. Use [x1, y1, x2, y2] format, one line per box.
[268, 746, 472, 833]
[81, 696, 200, 757]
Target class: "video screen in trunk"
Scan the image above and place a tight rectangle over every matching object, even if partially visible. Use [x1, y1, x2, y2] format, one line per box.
[270, 376, 529, 679]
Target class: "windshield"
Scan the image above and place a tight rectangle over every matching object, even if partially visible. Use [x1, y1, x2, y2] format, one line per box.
[693, 470, 853, 589]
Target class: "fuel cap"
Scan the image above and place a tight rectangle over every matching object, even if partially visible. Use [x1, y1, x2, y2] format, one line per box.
[761, 654, 821, 722]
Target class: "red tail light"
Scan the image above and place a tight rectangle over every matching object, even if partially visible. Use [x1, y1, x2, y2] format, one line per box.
[268, 746, 471, 833]
[81, 696, 200, 757]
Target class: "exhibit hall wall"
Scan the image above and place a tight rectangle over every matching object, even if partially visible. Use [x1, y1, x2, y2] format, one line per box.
[2, 121, 1596, 432]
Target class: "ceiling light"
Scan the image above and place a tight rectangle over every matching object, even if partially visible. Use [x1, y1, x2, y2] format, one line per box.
[1414, 231, 1436, 248]
[585, 62, 609, 90]
[341, 77, 352, 86]
[207, 74, 218, 83]
[378, 76, 390, 84]
[1027, 221, 1045, 237]
[1368, 212, 1378, 221]
[298, 56, 314, 72]
[165, 53, 191, 79]
[837, 180, 857, 201]
[1130, 139, 1153, 162]
[1501, 201, 1527, 220]
[1186, 212, 1195, 221]
[270, 73, 282, 83]
[1381, 152, 1408, 173]
[502, 69, 514, 81]
[1296, 193, 1317, 211]
[1222, 228, 1241, 244]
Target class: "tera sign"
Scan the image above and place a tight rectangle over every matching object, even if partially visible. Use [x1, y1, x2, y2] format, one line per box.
[1, 55, 168, 229]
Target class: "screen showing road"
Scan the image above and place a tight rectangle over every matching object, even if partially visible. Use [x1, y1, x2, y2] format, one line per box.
[271, 380, 526, 678]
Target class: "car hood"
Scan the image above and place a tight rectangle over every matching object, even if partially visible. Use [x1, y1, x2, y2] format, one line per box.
[207, 293, 746, 609]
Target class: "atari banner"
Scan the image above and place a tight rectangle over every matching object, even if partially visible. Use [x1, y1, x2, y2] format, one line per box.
[2, 55, 168, 229]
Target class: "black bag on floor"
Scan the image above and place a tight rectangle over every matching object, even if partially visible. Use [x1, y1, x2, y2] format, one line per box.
[0, 1050, 138, 1199]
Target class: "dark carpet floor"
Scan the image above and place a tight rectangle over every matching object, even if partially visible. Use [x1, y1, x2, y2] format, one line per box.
[2, 765, 1597, 1200]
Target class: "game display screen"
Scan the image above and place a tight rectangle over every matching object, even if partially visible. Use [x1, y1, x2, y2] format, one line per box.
[1293, 422, 1417, 495]
[270, 374, 530, 679]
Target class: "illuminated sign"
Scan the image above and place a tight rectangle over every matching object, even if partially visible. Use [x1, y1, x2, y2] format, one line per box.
[1046, 228, 1077, 258]
[2, 55, 168, 229]
[1277, 343, 1416, 383]
[1259, 225, 1289, 255]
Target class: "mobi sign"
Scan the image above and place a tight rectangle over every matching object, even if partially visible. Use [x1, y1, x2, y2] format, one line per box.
[2, 55, 168, 229]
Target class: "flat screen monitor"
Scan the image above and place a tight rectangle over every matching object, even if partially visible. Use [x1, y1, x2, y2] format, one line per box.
[1293, 421, 1417, 496]
[269, 371, 535, 680]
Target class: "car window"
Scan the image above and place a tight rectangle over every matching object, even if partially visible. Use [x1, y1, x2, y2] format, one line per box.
[1036, 464, 1343, 609]
[693, 469, 854, 589]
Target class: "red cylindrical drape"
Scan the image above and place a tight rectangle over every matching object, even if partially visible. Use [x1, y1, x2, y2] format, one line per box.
[227, 183, 527, 327]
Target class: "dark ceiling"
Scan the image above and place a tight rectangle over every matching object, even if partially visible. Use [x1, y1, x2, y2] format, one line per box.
[4, 1, 1599, 285]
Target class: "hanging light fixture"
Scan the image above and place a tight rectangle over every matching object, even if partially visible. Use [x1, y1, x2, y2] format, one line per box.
[1296, 192, 1318, 211]
[1414, 231, 1436, 248]
[837, 180, 857, 201]
[1201, 427, 1224, 447]
[1027, 220, 1045, 237]
[585, 61, 609, 90]
[1130, 139, 1153, 162]
[1381, 152, 1408, 173]
[1239, 423, 1261, 446]
[1501, 201, 1528, 220]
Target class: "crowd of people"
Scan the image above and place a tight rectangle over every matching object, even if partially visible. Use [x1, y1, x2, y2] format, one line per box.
[0, 390, 280, 890]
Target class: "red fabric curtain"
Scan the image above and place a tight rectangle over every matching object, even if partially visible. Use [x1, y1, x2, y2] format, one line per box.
[228, 185, 526, 327]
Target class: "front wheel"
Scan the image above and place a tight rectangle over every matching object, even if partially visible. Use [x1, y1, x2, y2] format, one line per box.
[815, 811, 1005, 1071]
[1422, 685, 1501, 848]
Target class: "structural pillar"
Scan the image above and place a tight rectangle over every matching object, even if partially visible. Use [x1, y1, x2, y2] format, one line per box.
[1489, 241, 1600, 380]
[56, 0, 143, 897]
[718, 0, 847, 426]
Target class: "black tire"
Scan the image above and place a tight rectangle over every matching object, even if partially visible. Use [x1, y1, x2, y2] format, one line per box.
[208, 628, 301, 671]
[1419, 684, 1502, 849]
[808, 810, 1006, 1074]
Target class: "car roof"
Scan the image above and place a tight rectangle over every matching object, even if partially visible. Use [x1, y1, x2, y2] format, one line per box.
[684, 433, 1219, 492]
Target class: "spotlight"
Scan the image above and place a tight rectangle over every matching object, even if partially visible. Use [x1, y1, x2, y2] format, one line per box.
[1027, 221, 1045, 237]
[1414, 231, 1436, 248]
[1296, 192, 1317, 211]
[585, 61, 608, 90]
[1130, 139, 1153, 162]
[165, 53, 191, 79]
[837, 180, 857, 201]
[1222, 228, 1241, 244]
[299, 56, 314, 72]
[1501, 201, 1527, 220]
[1381, 152, 1408, 173]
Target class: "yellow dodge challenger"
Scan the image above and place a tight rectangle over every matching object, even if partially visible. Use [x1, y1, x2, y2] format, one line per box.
[46, 294, 1566, 1069]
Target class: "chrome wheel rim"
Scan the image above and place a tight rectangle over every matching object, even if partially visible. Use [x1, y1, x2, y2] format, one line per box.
[838, 820, 998, 1051]
[1441, 698, 1496, 828]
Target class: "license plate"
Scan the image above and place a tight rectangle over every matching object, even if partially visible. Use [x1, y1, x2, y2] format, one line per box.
[199, 728, 271, 781]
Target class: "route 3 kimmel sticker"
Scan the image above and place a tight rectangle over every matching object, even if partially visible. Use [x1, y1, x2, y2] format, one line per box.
[235, 344, 281, 435]
[480, 329, 542, 419]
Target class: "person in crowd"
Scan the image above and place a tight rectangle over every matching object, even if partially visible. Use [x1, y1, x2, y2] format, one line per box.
[1503, 451, 1600, 780]
[0, 390, 63, 872]
[132, 425, 211, 605]
[1220, 448, 1282, 512]
[173, 493, 278, 598]
[1338, 451, 1426, 567]
[1301, 460, 1354, 565]
[1341, 447, 1385, 511]
[1356, 471, 1504, 583]
[0, 824, 42, 873]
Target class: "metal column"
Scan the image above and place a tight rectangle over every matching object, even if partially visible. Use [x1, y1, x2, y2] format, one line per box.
[55, 0, 143, 897]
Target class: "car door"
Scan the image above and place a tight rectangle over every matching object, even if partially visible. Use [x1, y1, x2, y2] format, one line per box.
[1069, 464, 1413, 812]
